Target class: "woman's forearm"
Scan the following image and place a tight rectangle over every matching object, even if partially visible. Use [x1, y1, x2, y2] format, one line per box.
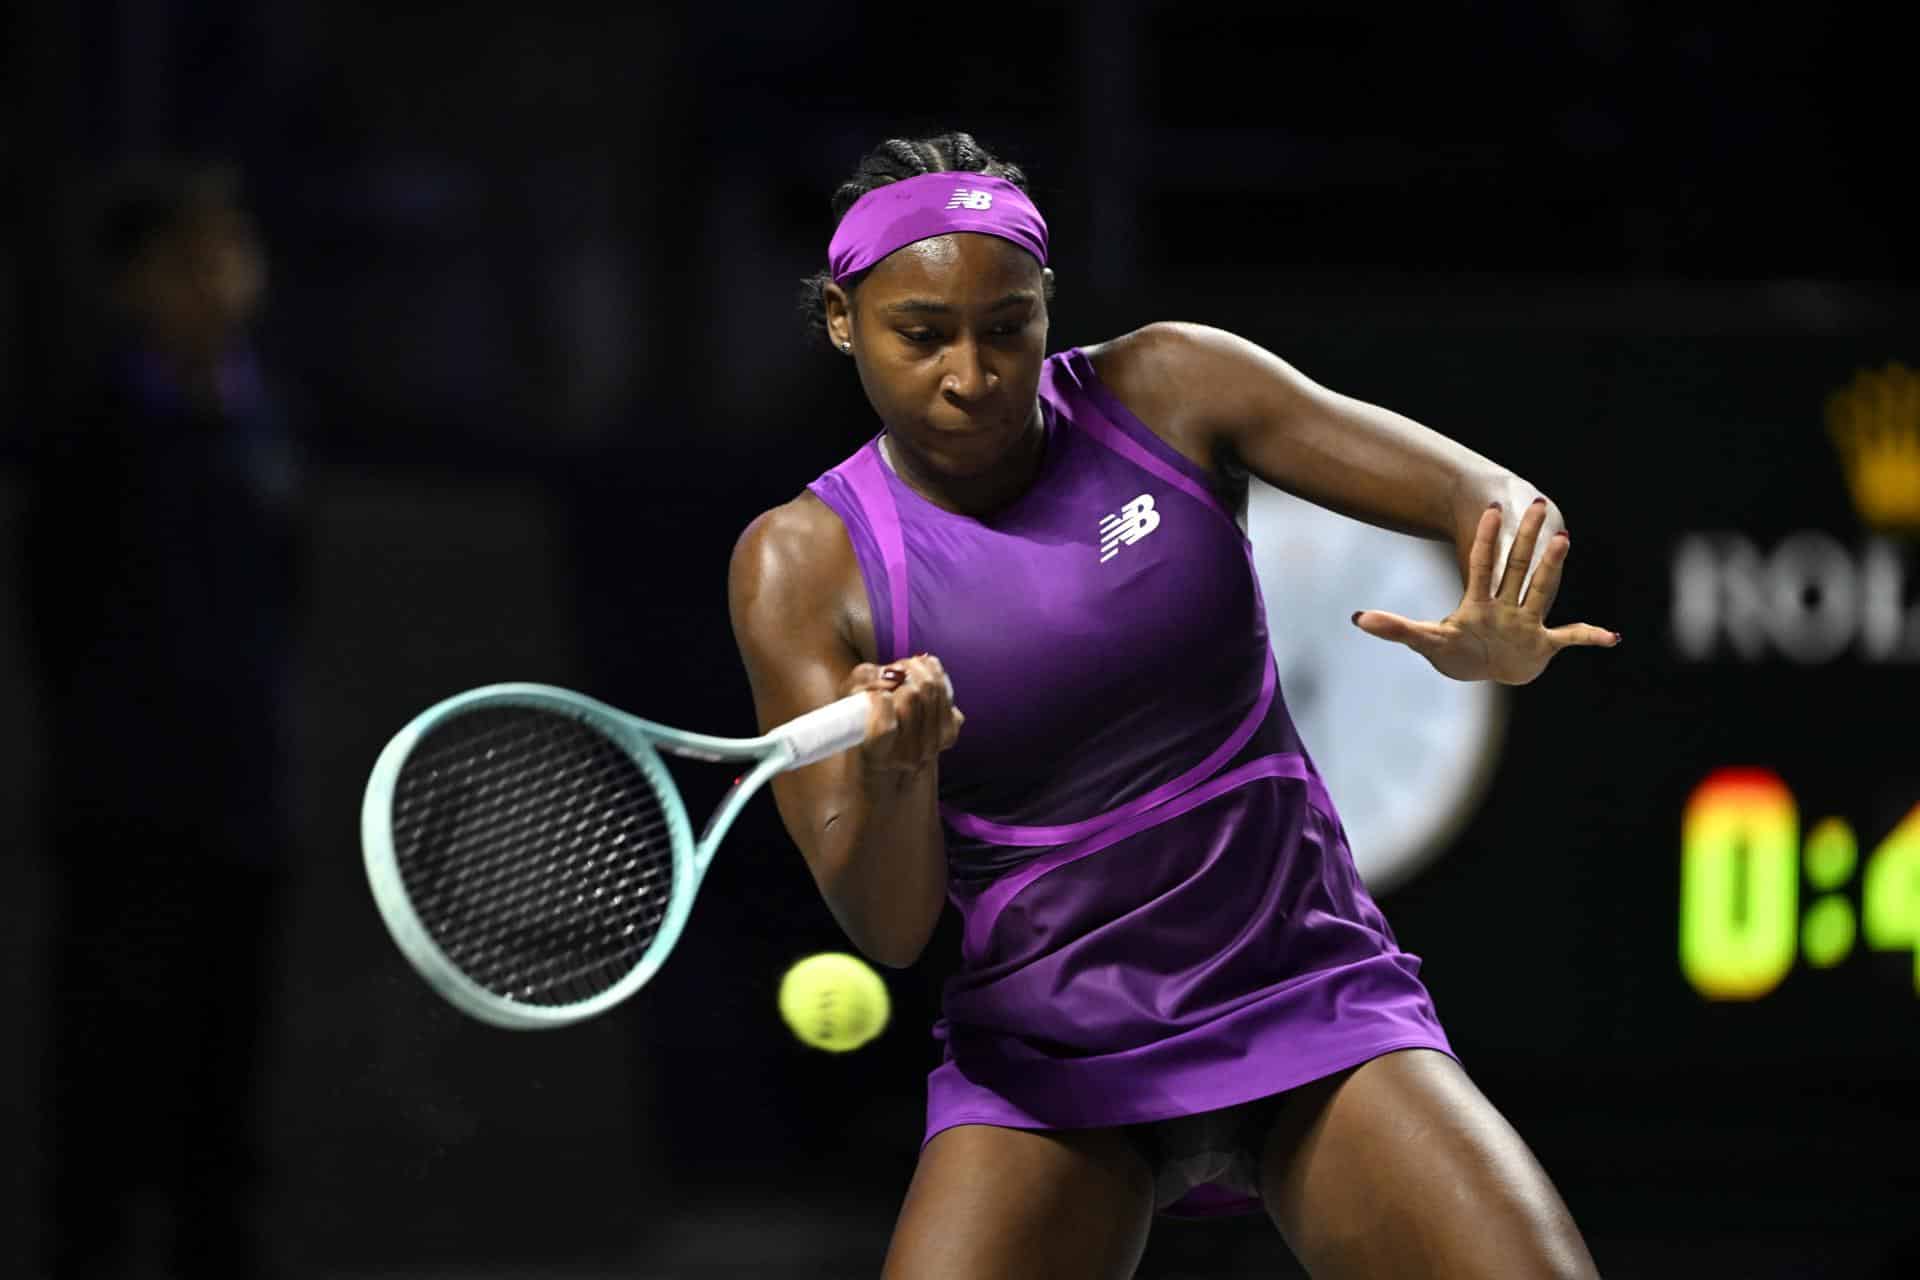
[807, 761, 948, 968]
[1237, 371, 1563, 588]
[1144, 324, 1567, 587]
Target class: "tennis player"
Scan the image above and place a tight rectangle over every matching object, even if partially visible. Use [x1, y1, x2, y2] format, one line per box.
[728, 132, 1613, 1279]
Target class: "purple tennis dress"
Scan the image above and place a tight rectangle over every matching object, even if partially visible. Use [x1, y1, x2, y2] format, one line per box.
[808, 348, 1454, 1217]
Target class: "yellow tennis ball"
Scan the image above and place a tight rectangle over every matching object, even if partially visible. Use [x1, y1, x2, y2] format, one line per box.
[777, 951, 890, 1053]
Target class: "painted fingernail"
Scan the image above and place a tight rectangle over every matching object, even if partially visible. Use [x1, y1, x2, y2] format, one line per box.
[1555, 530, 1570, 541]
[1487, 501, 1501, 509]
[1530, 496, 1547, 506]
[1350, 611, 1363, 626]
[881, 667, 905, 682]
[1611, 631, 1623, 644]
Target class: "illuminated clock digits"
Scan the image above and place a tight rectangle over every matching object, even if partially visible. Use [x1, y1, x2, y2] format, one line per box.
[1680, 769, 1799, 1000]
[1862, 804, 1920, 992]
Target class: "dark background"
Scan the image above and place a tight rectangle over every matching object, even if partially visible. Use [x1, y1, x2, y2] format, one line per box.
[4, 2, 1918, 1276]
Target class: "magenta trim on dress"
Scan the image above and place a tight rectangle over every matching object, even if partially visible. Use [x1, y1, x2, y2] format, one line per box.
[1057, 348, 1243, 535]
[942, 651, 1276, 847]
[961, 751, 1332, 964]
[839, 439, 911, 659]
[1070, 408, 1232, 525]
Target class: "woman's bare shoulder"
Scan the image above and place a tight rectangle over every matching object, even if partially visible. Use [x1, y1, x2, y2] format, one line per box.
[728, 489, 874, 661]
[1081, 321, 1246, 395]
[730, 491, 856, 600]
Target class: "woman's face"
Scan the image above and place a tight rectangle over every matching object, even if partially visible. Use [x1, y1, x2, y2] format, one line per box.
[828, 233, 1051, 479]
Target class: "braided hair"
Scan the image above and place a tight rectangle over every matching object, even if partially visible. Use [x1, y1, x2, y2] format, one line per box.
[799, 132, 1050, 346]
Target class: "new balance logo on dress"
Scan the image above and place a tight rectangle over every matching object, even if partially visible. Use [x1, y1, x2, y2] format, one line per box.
[946, 189, 995, 210]
[1099, 494, 1161, 562]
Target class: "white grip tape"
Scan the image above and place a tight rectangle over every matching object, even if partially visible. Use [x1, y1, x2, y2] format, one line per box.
[780, 693, 875, 769]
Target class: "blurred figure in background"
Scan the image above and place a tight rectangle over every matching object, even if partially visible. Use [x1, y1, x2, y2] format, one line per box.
[24, 159, 301, 1278]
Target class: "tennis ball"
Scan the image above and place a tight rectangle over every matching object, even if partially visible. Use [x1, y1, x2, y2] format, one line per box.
[778, 951, 890, 1053]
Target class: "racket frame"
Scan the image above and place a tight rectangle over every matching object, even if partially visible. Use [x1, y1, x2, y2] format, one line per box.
[362, 682, 866, 1030]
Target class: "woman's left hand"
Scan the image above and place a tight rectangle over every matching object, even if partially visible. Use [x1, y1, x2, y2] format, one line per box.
[1351, 498, 1620, 685]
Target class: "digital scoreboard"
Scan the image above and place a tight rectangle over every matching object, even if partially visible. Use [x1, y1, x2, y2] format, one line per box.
[1680, 768, 1919, 998]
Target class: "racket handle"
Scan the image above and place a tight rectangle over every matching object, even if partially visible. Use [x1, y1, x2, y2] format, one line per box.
[780, 692, 875, 769]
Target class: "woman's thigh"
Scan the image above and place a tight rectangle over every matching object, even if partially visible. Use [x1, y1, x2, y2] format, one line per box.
[1259, 1049, 1599, 1279]
[883, 1123, 1156, 1280]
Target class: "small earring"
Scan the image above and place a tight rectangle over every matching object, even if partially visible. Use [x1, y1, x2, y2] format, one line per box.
[840, 341, 852, 353]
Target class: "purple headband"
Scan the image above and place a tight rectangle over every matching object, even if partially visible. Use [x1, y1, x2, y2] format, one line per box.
[827, 172, 1049, 284]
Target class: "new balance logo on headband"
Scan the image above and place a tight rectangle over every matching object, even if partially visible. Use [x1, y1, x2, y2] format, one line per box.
[1099, 494, 1161, 563]
[946, 189, 995, 211]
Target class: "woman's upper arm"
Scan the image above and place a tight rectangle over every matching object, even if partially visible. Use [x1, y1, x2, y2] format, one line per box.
[727, 494, 869, 855]
[1088, 321, 1511, 542]
[729, 497, 863, 724]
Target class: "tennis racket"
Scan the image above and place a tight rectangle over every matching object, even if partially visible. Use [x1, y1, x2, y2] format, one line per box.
[361, 682, 875, 1030]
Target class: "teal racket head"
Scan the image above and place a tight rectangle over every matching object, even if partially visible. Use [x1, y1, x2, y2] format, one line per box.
[361, 684, 700, 1030]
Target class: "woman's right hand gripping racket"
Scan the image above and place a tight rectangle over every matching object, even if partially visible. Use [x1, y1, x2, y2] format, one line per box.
[360, 682, 885, 1029]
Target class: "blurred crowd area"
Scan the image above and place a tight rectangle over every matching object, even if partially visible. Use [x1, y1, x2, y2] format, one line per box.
[2, 2, 1917, 1277]
[6, 1, 1916, 461]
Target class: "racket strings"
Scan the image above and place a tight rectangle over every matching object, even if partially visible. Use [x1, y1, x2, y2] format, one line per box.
[390, 707, 675, 1006]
